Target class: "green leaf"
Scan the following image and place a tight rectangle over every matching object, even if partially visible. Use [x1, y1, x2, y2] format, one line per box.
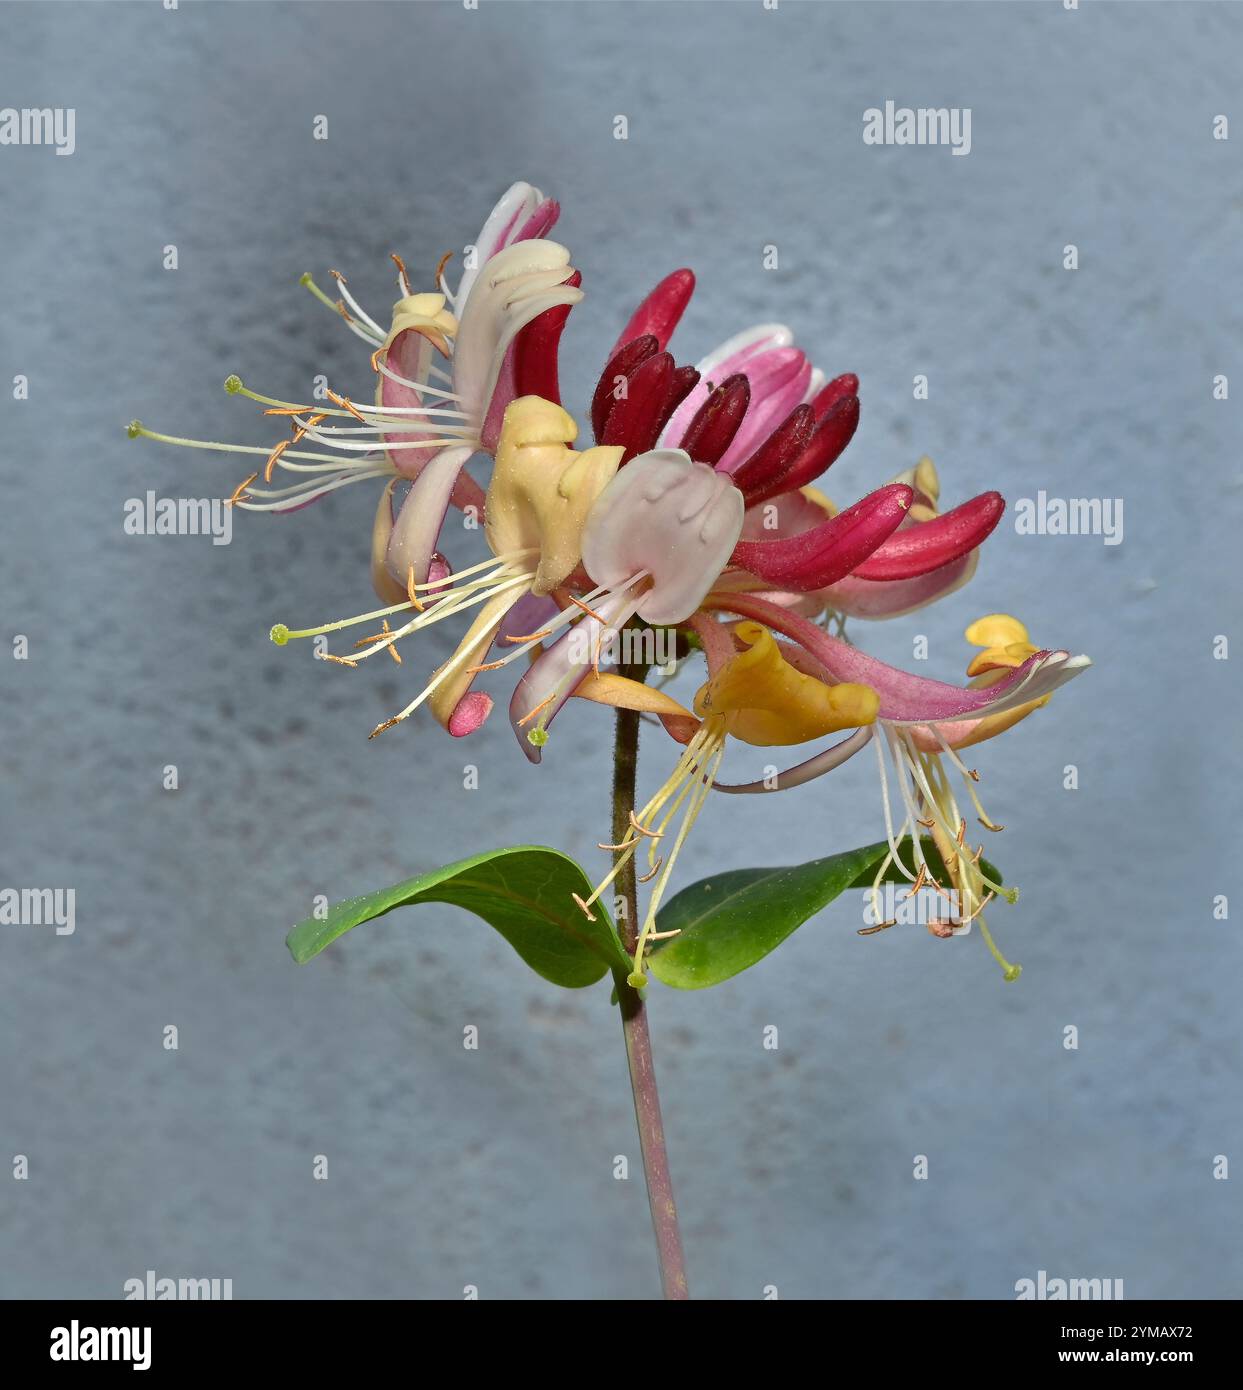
[646, 838, 1002, 990]
[286, 846, 630, 989]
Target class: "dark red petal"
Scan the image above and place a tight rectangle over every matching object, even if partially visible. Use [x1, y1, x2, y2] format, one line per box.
[744, 395, 859, 507]
[601, 351, 675, 463]
[730, 404, 816, 504]
[513, 270, 581, 405]
[677, 373, 751, 465]
[610, 268, 696, 357]
[731, 484, 913, 591]
[592, 333, 659, 441]
[852, 492, 1006, 581]
[811, 372, 859, 421]
[654, 364, 701, 440]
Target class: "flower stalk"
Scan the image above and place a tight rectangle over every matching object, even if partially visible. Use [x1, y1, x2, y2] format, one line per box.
[610, 660, 689, 1300]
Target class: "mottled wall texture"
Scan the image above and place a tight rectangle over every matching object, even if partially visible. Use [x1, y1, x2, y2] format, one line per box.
[2, 1, 1240, 1300]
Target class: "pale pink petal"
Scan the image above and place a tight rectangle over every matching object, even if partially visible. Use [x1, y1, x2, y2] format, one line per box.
[582, 450, 744, 626]
[385, 444, 475, 587]
[819, 550, 979, 621]
[659, 324, 793, 448]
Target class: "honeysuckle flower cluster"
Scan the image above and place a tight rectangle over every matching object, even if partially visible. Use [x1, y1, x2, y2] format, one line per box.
[133, 179, 1090, 986]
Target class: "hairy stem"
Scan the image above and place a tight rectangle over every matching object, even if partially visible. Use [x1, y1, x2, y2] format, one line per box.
[611, 672, 689, 1300]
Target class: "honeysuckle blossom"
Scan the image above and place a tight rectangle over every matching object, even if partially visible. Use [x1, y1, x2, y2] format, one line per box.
[701, 597, 1090, 977]
[132, 176, 1090, 989]
[271, 395, 623, 735]
[127, 181, 579, 536]
[591, 275, 1005, 616]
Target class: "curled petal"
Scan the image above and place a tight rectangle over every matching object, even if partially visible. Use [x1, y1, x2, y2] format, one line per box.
[659, 323, 793, 447]
[695, 622, 878, 746]
[572, 672, 695, 720]
[508, 586, 645, 763]
[820, 549, 979, 621]
[376, 298, 476, 506]
[479, 271, 583, 452]
[582, 450, 745, 625]
[453, 181, 558, 309]
[716, 349, 812, 471]
[513, 270, 580, 403]
[714, 726, 875, 794]
[731, 483, 912, 591]
[454, 240, 582, 437]
[851, 491, 1005, 581]
[485, 397, 622, 594]
[385, 444, 476, 588]
[370, 480, 407, 605]
[428, 587, 525, 733]
[572, 673, 700, 746]
[704, 591, 1091, 725]
[610, 268, 696, 357]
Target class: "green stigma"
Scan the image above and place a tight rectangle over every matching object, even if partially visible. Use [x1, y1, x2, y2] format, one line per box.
[298, 271, 313, 287]
[527, 726, 549, 748]
[1003, 964, 1023, 983]
[224, 374, 243, 394]
[626, 971, 647, 990]
[270, 624, 290, 647]
[126, 420, 142, 439]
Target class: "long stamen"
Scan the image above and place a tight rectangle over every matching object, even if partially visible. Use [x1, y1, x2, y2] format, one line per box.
[235, 468, 391, 510]
[914, 742, 1011, 900]
[374, 359, 464, 403]
[976, 914, 1022, 981]
[328, 269, 387, 339]
[338, 571, 536, 665]
[391, 252, 413, 297]
[628, 730, 726, 985]
[127, 420, 389, 470]
[300, 272, 385, 346]
[873, 731, 918, 884]
[577, 729, 717, 919]
[268, 558, 534, 647]
[368, 590, 526, 736]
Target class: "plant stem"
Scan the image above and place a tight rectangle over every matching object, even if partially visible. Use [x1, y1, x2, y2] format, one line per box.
[611, 683, 690, 1300]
